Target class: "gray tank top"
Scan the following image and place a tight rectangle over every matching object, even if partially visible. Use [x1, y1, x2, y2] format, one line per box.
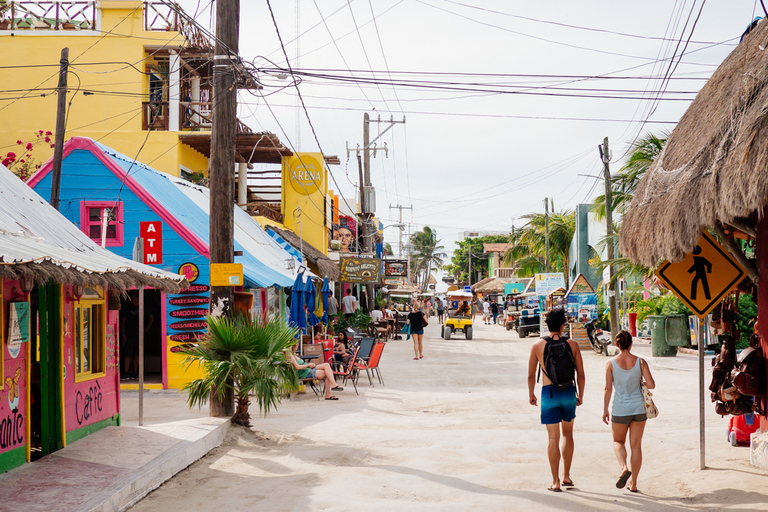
[611, 357, 646, 416]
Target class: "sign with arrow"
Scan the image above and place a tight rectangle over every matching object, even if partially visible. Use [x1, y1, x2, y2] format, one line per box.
[655, 231, 747, 319]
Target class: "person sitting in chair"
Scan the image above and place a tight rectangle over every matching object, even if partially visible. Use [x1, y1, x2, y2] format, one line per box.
[288, 343, 343, 400]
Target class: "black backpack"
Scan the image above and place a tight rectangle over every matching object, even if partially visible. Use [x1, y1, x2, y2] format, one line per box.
[539, 336, 576, 391]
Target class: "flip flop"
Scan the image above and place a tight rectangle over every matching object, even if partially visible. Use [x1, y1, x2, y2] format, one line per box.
[547, 487, 562, 492]
[419, 355, 424, 359]
[331, 386, 344, 391]
[413, 357, 419, 360]
[562, 480, 574, 487]
[628, 488, 639, 493]
[325, 396, 339, 400]
[616, 470, 631, 489]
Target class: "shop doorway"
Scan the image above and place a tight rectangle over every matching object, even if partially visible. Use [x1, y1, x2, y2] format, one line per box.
[28, 283, 63, 461]
[119, 289, 163, 385]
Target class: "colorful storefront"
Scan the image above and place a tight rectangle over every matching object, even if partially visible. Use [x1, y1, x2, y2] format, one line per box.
[0, 164, 184, 473]
[28, 138, 301, 389]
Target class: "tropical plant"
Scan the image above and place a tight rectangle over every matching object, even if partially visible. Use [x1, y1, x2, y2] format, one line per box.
[592, 132, 667, 220]
[635, 296, 667, 324]
[503, 210, 575, 281]
[182, 314, 299, 427]
[410, 226, 446, 290]
[336, 308, 372, 332]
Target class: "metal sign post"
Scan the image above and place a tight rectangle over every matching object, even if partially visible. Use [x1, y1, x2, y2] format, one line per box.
[132, 237, 145, 427]
[697, 316, 706, 469]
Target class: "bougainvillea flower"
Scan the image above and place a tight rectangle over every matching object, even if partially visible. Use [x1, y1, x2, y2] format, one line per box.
[25, 142, 33, 150]
[44, 137, 51, 143]
[45, 131, 52, 136]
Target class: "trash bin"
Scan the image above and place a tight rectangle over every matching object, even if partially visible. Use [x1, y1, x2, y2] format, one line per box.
[648, 315, 677, 357]
[665, 314, 690, 347]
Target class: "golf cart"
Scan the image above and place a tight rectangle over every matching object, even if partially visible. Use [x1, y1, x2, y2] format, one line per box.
[442, 290, 474, 340]
[509, 291, 540, 338]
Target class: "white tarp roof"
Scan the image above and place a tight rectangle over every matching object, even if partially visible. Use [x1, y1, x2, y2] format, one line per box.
[0, 164, 186, 291]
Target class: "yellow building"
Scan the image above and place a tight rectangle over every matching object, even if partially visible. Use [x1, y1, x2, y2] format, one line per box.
[0, 0, 288, 178]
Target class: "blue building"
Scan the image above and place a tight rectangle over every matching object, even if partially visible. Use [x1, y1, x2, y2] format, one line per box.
[29, 137, 301, 388]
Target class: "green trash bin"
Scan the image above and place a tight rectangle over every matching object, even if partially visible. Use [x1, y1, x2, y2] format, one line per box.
[665, 314, 690, 347]
[648, 315, 677, 357]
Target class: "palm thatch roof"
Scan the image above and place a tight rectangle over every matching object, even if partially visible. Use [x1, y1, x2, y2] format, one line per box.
[621, 19, 768, 267]
[472, 277, 511, 294]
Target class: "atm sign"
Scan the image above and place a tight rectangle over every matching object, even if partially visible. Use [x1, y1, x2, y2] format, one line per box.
[140, 221, 163, 265]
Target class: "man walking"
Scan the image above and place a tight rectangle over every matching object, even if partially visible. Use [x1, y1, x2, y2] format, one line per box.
[527, 308, 585, 492]
[342, 289, 357, 317]
[490, 300, 499, 325]
[482, 299, 491, 325]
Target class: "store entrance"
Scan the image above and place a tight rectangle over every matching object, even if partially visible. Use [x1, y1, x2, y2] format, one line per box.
[119, 289, 163, 385]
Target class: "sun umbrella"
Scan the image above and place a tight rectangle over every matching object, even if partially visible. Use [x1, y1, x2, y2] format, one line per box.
[321, 277, 331, 324]
[305, 276, 320, 328]
[289, 272, 306, 334]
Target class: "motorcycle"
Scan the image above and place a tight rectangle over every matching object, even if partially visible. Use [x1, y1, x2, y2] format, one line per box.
[585, 320, 610, 355]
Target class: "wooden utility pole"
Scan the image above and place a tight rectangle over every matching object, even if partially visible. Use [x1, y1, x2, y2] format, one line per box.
[208, 0, 239, 417]
[49, 47, 69, 210]
[544, 198, 550, 272]
[361, 113, 375, 311]
[602, 137, 620, 344]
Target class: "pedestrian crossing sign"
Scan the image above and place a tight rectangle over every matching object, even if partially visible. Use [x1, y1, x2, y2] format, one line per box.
[655, 231, 747, 319]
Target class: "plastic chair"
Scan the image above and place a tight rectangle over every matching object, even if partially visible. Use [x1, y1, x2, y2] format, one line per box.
[354, 341, 385, 386]
[333, 345, 360, 395]
[357, 337, 375, 362]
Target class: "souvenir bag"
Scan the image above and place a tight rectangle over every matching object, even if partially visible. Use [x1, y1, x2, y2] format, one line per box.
[640, 359, 658, 419]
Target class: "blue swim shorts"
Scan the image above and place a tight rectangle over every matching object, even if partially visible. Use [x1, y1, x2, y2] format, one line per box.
[413, 329, 424, 335]
[540, 384, 577, 424]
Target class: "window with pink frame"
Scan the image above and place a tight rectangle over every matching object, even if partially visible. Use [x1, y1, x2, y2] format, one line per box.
[80, 201, 123, 246]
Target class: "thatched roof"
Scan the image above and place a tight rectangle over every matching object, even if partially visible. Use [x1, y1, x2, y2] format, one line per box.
[472, 277, 511, 294]
[621, 19, 768, 267]
[269, 226, 340, 281]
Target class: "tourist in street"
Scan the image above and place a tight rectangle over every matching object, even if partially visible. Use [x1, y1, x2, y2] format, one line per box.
[406, 300, 428, 360]
[602, 330, 655, 493]
[471, 298, 479, 321]
[289, 344, 343, 400]
[327, 291, 338, 319]
[490, 300, 499, 324]
[527, 308, 586, 492]
[370, 304, 384, 322]
[482, 299, 491, 325]
[437, 299, 445, 323]
[342, 289, 357, 317]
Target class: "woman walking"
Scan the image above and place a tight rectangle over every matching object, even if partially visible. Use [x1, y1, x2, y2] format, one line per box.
[406, 300, 428, 360]
[602, 331, 655, 492]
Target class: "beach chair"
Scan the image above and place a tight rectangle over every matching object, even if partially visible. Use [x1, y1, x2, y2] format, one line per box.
[333, 345, 360, 395]
[354, 341, 385, 386]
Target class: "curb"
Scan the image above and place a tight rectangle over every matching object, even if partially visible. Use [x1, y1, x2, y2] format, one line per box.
[77, 419, 230, 512]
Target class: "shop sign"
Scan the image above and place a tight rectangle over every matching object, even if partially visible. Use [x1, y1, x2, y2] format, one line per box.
[210, 263, 243, 286]
[504, 283, 526, 295]
[177, 284, 210, 295]
[140, 221, 163, 264]
[284, 153, 325, 195]
[340, 257, 382, 284]
[655, 230, 747, 319]
[169, 295, 209, 306]
[178, 262, 199, 283]
[384, 277, 407, 286]
[169, 308, 209, 319]
[7, 302, 29, 359]
[384, 260, 408, 277]
[169, 332, 207, 343]
[534, 273, 565, 296]
[169, 319, 209, 331]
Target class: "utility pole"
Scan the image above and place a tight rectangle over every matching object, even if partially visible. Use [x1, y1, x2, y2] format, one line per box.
[544, 198, 550, 272]
[348, 113, 405, 310]
[208, 0, 239, 417]
[601, 137, 620, 344]
[49, 47, 69, 210]
[389, 204, 412, 258]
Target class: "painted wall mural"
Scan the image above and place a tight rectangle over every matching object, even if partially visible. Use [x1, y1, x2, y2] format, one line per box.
[1, 281, 27, 456]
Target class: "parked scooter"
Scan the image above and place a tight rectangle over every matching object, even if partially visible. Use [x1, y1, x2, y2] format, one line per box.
[585, 320, 611, 355]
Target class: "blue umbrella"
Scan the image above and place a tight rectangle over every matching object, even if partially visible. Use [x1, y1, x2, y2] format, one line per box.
[289, 272, 306, 334]
[305, 277, 320, 328]
[321, 277, 331, 324]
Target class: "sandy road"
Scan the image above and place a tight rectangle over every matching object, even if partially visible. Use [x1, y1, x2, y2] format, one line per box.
[131, 320, 768, 512]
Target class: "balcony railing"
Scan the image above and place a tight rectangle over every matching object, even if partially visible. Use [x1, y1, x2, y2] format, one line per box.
[0, 1, 96, 30]
[142, 101, 169, 131]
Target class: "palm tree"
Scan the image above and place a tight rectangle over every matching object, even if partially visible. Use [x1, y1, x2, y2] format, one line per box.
[503, 210, 575, 281]
[410, 226, 446, 290]
[593, 132, 667, 220]
[182, 314, 299, 427]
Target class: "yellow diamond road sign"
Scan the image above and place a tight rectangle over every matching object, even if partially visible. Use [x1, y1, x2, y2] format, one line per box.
[655, 231, 747, 319]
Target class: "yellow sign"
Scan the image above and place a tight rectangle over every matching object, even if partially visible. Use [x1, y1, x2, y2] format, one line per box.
[655, 231, 747, 319]
[283, 153, 325, 195]
[210, 263, 244, 287]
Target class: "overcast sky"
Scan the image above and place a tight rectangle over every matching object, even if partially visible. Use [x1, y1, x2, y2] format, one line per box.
[178, 0, 758, 284]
